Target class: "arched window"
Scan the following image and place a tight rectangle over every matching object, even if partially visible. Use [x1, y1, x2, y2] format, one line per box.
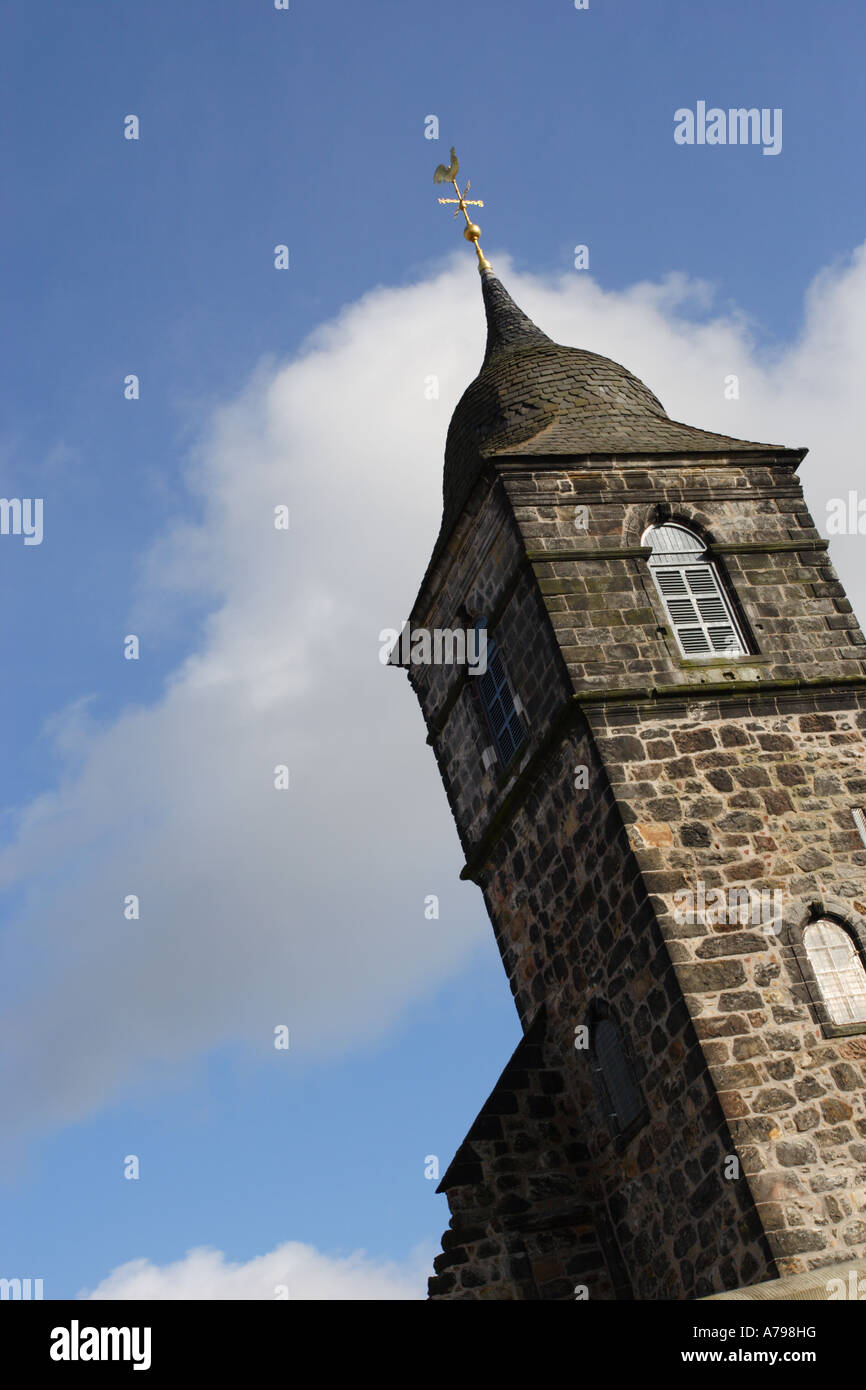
[642, 522, 748, 658]
[803, 919, 866, 1025]
[594, 1017, 644, 1133]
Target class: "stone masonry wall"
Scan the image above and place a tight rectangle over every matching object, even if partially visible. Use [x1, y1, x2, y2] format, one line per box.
[429, 1022, 618, 1301]
[424, 710, 777, 1298]
[588, 691, 866, 1275]
[461, 726, 774, 1298]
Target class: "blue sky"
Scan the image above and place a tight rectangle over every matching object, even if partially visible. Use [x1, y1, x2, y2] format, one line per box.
[1, 0, 866, 1298]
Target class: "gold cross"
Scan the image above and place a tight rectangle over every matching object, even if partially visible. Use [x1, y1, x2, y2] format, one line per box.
[437, 179, 483, 218]
[434, 148, 491, 272]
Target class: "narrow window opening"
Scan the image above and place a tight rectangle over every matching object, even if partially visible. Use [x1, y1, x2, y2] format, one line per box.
[475, 620, 526, 767]
[595, 1017, 644, 1133]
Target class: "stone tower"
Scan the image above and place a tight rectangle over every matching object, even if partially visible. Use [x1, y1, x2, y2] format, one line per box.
[398, 266, 866, 1300]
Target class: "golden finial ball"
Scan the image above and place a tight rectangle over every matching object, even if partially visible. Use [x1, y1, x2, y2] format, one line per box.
[463, 223, 482, 243]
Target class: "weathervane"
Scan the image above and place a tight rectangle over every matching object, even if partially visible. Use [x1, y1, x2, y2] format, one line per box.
[434, 147, 491, 272]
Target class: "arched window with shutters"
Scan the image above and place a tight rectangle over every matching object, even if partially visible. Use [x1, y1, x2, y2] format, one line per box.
[593, 1015, 645, 1138]
[642, 522, 749, 659]
[803, 919, 866, 1026]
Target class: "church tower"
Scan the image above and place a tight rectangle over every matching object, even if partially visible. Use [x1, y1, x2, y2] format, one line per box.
[400, 178, 866, 1300]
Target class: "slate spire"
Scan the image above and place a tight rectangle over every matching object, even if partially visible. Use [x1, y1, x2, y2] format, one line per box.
[479, 267, 554, 367]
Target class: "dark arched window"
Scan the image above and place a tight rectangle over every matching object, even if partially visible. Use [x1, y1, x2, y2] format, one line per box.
[803, 919, 866, 1026]
[594, 1017, 644, 1134]
[642, 522, 748, 658]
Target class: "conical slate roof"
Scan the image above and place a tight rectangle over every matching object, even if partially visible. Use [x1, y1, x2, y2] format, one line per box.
[440, 269, 785, 543]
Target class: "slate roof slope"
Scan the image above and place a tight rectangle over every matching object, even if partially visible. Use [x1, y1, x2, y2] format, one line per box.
[439, 269, 788, 547]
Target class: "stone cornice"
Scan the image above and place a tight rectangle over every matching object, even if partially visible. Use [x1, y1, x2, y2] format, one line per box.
[492, 448, 807, 470]
[525, 539, 829, 563]
[574, 672, 866, 710]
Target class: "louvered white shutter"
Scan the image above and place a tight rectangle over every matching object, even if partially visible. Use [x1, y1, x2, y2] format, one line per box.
[643, 523, 747, 659]
[653, 562, 745, 657]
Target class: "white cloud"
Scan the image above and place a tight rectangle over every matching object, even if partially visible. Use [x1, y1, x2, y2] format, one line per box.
[83, 1240, 430, 1300]
[1, 247, 865, 1145]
